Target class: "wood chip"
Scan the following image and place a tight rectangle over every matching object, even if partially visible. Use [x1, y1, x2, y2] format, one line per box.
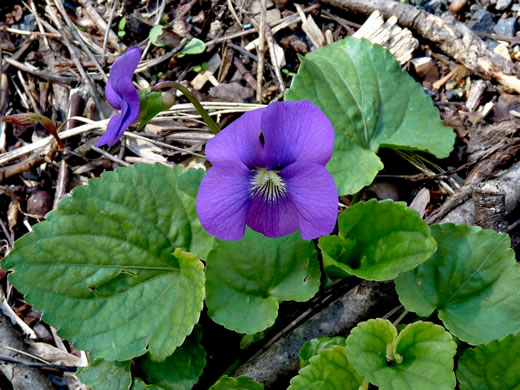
[191, 53, 222, 90]
[125, 137, 168, 163]
[353, 11, 418, 65]
[295, 4, 325, 49]
[411, 57, 434, 76]
[465, 79, 487, 112]
[494, 43, 511, 60]
[409, 188, 430, 218]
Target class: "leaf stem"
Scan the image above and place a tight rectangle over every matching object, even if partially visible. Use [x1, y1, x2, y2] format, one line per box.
[392, 310, 409, 327]
[359, 379, 369, 390]
[351, 190, 362, 205]
[152, 81, 221, 135]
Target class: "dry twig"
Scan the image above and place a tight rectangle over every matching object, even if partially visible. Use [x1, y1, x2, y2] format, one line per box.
[256, 0, 267, 103]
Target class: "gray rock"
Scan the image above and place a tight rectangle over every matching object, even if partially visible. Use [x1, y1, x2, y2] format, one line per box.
[468, 10, 496, 33]
[494, 17, 518, 36]
[12, 14, 36, 32]
[496, 0, 512, 10]
[421, 0, 448, 15]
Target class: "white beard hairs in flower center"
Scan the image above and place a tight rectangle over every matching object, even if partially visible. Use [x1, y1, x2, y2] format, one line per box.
[250, 168, 288, 202]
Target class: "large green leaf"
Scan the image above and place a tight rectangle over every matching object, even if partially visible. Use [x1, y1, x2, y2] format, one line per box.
[78, 359, 131, 390]
[288, 346, 363, 390]
[285, 37, 455, 195]
[209, 376, 264, 390]
[298, 337, 347, 368]
[3, 164, 207, 361]
[395, 223, 520, 345]
[457, 331, 520, 389]
[319, 200, 437, 280]
[346, 319, 456, 390]
[205, 228, 320, 334]
[138, 326, 206, 390]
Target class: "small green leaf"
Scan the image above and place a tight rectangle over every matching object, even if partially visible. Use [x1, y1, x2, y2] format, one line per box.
[118, 17, 127, 31]
[457, 331, 520, 389]
[78, 358, 131, 390]
[205, 228, 320, 334]
[395, 223, 520, 345]
[3, 165, 209, 361]
[319, 200, 437, 280]
[346, 319, 456, 390]
[299, 336, 347, 368]
[288, 346, 363, 390]
[180, 38, 206, 55]
[209, 376, 264, 390]
[150, 25, 165, 47]
[286, 37, 455, 195]
[138, 326, 206, 390]
[131, 378, 165, 390]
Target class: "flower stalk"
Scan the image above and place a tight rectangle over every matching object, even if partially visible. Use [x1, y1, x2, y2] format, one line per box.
[151, 81, 221, 135]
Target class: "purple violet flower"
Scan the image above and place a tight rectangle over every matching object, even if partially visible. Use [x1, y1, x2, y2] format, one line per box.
[97, 46, 141, 147]
[196, 100, 338, 241]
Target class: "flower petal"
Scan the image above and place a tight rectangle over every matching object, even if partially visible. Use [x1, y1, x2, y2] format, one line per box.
[280, 160, 338, 240]
[98, 47, 142, 147]
[97, 80, 140, 147]
[196, 161, 253, 240]
[105, 46, 141, 109]
[205, 107, 265, 168]
[246, 195, 300, 238]
[261, 100, 334, 169]
[105, 80, 121, 110]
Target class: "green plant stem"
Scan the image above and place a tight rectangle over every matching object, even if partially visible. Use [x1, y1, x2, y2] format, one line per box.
[351, 191, 362, 205]
[359, 378, 369, 390]
[152, 81, 221, 135]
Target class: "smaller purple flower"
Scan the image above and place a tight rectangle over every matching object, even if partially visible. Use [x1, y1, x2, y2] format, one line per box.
[97, 46, 141, 147]
[196, 100, 338, 241]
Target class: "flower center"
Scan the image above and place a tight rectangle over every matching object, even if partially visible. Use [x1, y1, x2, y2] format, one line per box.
[250, 168, 287, 202]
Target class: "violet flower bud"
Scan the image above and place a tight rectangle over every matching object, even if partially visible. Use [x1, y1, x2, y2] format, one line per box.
[97, 46, 141, 147]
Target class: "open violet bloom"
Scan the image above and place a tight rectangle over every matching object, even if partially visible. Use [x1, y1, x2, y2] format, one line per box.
[196, 100, 338, 241]
[97, 46, 141, 147]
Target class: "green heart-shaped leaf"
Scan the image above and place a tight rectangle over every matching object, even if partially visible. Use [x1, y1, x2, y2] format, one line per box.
[288, 346, 363, 390]
[78, 359, 131, 390]
[3, 165, 208, 361]
[457, 330, 520, 389]
[138, 326, 206, 389]
[298, 337, 347, 368]
[319, 200, 437, 280]
[285, 37, 455, 195]
[205, 228, 320, 334]
[346, 319, 456, 390]
[395, 223, 520, 345]
[181, 38, 206, 55]
[149, 25, 166, 47]
[209, 376, 264, 390]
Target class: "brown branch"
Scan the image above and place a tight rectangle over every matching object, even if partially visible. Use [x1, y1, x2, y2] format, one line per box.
[233, 281, 397, 388]
[321, 0, 520, 93]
